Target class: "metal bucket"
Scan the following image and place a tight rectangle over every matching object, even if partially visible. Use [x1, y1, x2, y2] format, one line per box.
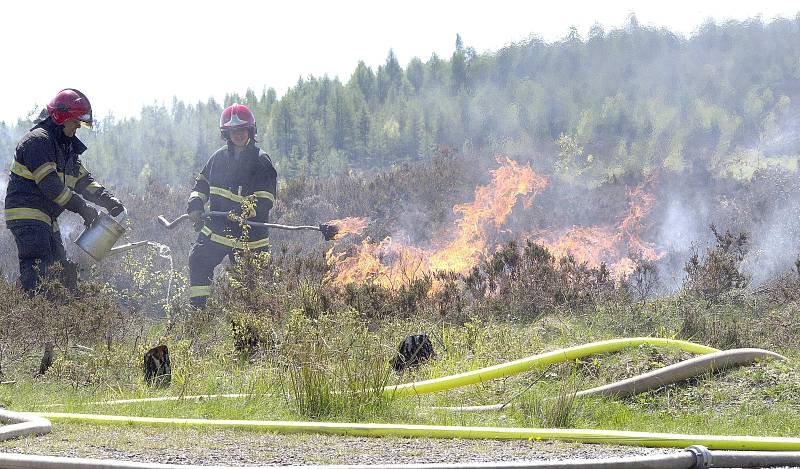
[75, 213, 128, 261]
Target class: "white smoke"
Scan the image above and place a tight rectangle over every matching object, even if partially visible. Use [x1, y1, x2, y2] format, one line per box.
[59, 215, 85, 247]
[657, 199, 708, 253]
[653, 199, 712, 290]
[741, 197, 800, 285]
[759, 110, 800, 157]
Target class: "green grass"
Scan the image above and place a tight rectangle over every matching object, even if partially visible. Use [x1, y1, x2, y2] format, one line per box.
[2, 304, 798, 444]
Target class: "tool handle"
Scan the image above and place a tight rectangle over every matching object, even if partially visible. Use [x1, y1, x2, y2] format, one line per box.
[249, 222, 321, 231]
[157, 214, 188, 229]
[158, 212, 323, 234]
[206, 211, 321, 232]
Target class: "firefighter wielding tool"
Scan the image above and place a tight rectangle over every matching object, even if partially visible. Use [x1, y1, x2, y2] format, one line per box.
[156, 211, 367, 242]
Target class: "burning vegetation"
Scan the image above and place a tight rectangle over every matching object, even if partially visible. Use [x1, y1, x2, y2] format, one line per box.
[324, 158, 547, 288]
[534, 180, 663, 278]
[324, 157, 664, 288]
[326, 217, 370, 240]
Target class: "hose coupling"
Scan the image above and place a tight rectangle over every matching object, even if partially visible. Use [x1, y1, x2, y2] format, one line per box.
[687, 444, 713, 468]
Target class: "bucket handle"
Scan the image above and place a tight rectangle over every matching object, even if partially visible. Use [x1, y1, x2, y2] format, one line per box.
[111, 206, 129, 224]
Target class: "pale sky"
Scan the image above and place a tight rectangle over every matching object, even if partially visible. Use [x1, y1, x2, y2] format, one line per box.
[1, 0, 798, 124]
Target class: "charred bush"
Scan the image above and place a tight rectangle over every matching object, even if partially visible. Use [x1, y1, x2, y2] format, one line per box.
[38, 342, 54, 376]
[623, 253, 660, 302]
[684, 225, 749, 302]
[465, 240, 613, 317]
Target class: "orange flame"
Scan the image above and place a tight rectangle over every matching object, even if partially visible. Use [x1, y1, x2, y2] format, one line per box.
[326, 158, 546, 287]
[429, 158, 547, 273]
[327, 217, 369, 240]
[534, 180, 663, 277]
[326, 159, 664, 288]
[325, 237, 428, 288]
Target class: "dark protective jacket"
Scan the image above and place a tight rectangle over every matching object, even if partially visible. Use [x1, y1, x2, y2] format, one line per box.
[4, 118, 116, 231]
[186, 142, 277, 249]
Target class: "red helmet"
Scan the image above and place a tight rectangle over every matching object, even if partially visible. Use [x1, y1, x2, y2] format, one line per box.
[220, 103, 256, 132]
[47, 89, 93, 128]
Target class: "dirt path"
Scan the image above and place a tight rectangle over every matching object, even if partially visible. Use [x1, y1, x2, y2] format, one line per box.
[1, 423, 679, 466]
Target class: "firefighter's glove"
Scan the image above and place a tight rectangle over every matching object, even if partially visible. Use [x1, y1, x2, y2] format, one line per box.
[79, 205, 99, 227]
[105, 196, 125, 217]
[188, 210, 205, 232]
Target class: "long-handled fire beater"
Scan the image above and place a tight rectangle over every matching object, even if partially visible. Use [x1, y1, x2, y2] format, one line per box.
[157, 211, 341, 241]
[73, 210, 361, 264]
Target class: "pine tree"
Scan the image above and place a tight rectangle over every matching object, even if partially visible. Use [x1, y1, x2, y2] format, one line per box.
[351, 61, 376, 101]
[407, 57, 425, 91]
[451, 34, 468, 93]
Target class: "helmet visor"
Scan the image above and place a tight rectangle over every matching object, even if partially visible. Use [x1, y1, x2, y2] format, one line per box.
[78, 112, 93, 129]
[222, 112, 247, 128]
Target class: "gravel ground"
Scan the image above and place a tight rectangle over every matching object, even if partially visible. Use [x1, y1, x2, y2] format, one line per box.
[0, 423, 680, 466]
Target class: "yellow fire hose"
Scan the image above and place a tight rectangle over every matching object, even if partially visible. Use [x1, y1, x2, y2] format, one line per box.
[6, 337, 799, 453]
[27, 413, 800, 451]
[383, 337, 718, 398]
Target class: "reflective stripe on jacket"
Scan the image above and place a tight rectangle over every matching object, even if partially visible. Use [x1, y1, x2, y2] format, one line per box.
[4, 118, 110, 228]
[186, 142, 277, 247]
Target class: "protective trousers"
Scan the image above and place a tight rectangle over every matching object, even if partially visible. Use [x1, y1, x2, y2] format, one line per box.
[8, 220, 72, 291]
[188, 234, 267, 308]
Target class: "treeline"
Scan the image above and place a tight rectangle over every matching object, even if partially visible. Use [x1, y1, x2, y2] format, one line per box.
[2, 14, 800, 190]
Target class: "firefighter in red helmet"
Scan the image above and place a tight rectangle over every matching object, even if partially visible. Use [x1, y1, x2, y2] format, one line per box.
[4, 89, 125, 291]
[186, 103, 277, 307]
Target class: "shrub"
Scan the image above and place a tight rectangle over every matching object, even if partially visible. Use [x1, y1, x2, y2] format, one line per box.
[623, 253, 660, 302]
[677, 298, 744, 349]
[279, 310, 395, 420]
[0, 271, 135, 379]
[684, 225, 749, 302]
[518, 364, 583, 428]
[465, 240, 614, 318]
[216, 248, 287, 359]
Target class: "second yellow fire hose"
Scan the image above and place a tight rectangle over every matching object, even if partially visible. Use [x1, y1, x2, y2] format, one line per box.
[27, 412, 800, 451]
[433, 347, 786, 411]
